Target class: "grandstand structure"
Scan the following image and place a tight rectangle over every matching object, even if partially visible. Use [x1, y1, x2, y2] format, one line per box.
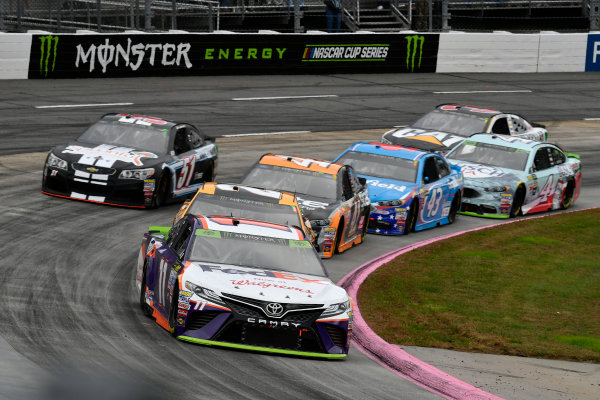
[0, 0, 597, 32]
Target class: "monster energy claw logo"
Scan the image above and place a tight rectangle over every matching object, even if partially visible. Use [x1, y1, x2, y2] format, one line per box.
[405, 35, 424, 72]
[39, 35, 59, 77]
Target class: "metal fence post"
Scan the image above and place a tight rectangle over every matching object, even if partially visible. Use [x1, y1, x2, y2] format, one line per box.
[17, 0, 23, 31]
[145, 0, 151, 31]
[442, 0, 449, 31]
[294, 0, 303, 33]
[96, 0, 102, 31]
[172, 0, 177, 30]
[0, 0, 5, 31]
[592, 0, 600, 30]
[428, 0, 432, 31]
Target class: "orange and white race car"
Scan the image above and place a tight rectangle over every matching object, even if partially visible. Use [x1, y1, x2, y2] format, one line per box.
[173, 182, 315, 242]
[241, 154, 371, 258]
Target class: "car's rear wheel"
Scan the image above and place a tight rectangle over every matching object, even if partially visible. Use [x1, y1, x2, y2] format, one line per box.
[510, 186, 526, 218]
[168, 285, 180, 337]
[139, 261, 153, 318]
[150, 172, 169, 209]
[560, 179, 575, 209]
[404, 200, 418, 235]
[448, 192, 462, 224]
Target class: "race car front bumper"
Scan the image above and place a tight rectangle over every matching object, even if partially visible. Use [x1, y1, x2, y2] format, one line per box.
[174, 301, 351, 358]
[367, 206, 409, 235]
[42, 166, 154, 208]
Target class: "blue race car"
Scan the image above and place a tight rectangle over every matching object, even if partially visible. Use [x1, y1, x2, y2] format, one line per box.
[334, 142, 463, 235]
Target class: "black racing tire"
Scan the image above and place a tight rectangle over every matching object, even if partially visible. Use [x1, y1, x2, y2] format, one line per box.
[168, 285, 180, 337]
[139, 261, 153, 318]
[360, 208, 370, 241]
[334, 219, 344, 254]
[150, 172, 169, 209]
[510, 186, 526, 218]
[447, 191, 462, 225]
[560, 179, 575, 210]
[404, 200, 418, 235]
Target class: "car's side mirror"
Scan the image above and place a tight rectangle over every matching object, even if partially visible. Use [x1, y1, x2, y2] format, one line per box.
[358, 177, 367, 186]
[149, 226, 171, 240]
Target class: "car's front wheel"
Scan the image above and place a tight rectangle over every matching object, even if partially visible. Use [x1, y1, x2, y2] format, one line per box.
[404, 200, 418, 235]
[150, 172, 169, 209]
[510, 186, 525, 218]
[168, 285, 180, 337]
[447, 192, 462, 224]
[139, 261, 153, 318]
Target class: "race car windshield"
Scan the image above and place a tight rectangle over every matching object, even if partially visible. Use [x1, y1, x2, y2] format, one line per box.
[448, 141, 530, 171]
[336, 151, 417, 182]
[413, 110, 488, 136]
[188, 193, 302, 228]
[189, 229, 327, 277]
[77, 120, 169, 154]
[242, 165, 338, 201]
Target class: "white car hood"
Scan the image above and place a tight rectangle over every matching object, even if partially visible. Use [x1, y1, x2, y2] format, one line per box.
[183, 262, 347, 304]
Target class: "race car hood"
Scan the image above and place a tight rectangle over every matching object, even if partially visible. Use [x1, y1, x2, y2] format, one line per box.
[382, 127, 466, 151]
[359, 174, 416, 203]
[295, 195, 338, 220]
[183, 262, 347, 304]
[51, 141, 165, 169]
[449, 160, 520, 185]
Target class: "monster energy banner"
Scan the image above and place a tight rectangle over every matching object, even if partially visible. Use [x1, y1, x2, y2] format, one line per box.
[29, 33, 439, 79]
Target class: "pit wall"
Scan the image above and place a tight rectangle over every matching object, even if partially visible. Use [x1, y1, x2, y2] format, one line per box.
[1, 30, 599, 79]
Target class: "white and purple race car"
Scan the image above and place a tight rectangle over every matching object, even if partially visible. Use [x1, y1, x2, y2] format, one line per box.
[136, 215, 353, 358]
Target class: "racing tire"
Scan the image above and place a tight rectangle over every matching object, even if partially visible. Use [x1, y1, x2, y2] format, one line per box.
[168, 285, 180, 337]
[510, 186, 526, 218]
[360, 208, 370, 242]
[404, 200, 418, 235]
[560, 179, 575, 210]
[139, 262, 153, 318]
[334, 219, 344, 254]
[447, 192, 462, 225]
[150, 172, 169, 209]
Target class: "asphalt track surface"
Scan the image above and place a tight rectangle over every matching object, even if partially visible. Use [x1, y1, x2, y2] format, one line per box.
[0, 73, 599, 400]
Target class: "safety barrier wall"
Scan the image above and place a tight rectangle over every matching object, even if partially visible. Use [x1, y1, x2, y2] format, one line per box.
[1, 31, 599, 79]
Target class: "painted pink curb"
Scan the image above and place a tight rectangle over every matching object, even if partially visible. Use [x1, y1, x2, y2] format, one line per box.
[338, 208, 597, 400]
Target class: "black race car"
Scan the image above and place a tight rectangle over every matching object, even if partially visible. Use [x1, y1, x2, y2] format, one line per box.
[42, 113, 218, 208]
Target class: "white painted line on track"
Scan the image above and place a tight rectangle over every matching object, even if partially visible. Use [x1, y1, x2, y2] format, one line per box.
[232, 95, 338, 101]
[584, 118, 600, 120]
[222, 130, 311, 137]
[35, 102, 134, 109]
[433, 90, 532, 94]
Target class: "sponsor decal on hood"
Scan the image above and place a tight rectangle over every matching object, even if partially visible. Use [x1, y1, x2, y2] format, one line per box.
[183, 263, 343, 302]
[363, 176, 415, 202]
[62, 144, 158, 166]
[387, 127, 465, 149]
[452, 161, 507, 179]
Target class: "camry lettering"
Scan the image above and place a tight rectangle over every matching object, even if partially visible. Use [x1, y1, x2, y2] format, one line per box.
[247, 318, 301, 328]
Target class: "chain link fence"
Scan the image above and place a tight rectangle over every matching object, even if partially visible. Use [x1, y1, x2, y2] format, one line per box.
[0, 0, 596, 32]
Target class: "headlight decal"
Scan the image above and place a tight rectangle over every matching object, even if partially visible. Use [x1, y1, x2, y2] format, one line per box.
[47, 153, 68, 170]
[119, 168, 155, 180]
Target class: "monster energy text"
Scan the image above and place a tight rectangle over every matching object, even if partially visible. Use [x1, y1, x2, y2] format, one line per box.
[39, 35, 59, 77]
[405, 35, 425, 72]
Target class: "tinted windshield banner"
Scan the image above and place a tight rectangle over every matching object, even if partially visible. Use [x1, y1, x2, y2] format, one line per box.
[29, 33, 440, 78]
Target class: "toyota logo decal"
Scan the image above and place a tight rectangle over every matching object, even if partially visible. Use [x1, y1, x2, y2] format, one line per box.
[265, 303, 284, 317]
